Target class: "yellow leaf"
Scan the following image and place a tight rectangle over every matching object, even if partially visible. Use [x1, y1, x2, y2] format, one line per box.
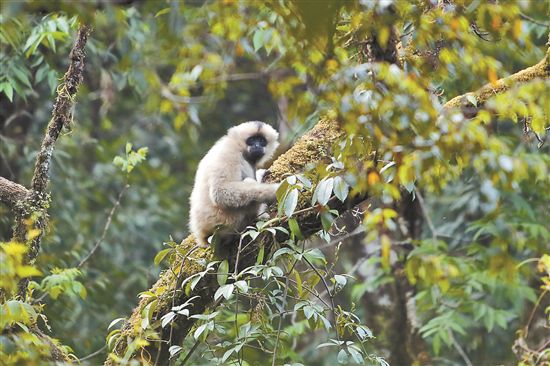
[326, 59, 338, 73]
[378, 26, 389, 48]
[1, 242, 27, 256]
[512, 19, 522, 39]
[16, 266, 42, 278]
[450, 19, 459, 32]
[531, 115, 544, 134]
[439, 279, 450, 293]
[160, 100, 172, 114]
[539, 254, 550, 274]
[235, 41, 244, 57]
[488, 68, 498, 87]
[27, 229, 41, 241]
[367, 171, 380, 185]
[491, 15, 501, 30]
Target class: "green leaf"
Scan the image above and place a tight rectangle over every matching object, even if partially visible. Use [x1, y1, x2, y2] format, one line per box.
[337, 349, 349, 364]
[194, 322, 209, 340]
[154, 248, 171, 266]
[12, 66, 32, 88]
[283, 188, 299, 217]
[304, 248, 326, 263]
[333, 274, 347, 289]
[72, 281, 87, 299]
[217, 260, 229, 286]
[303, 305, 315, 319]
[332, 176, 349, 202]
[108, 318, 126, 331]
[23, 31, 41, 52]
[46, 33, 56, 52]
[155, 8, 171, 17]
[0, 82, 13, 102]
[253, 29, 265, 51]
[256, 245, 265, 265]
[234, 280, 248, 293]
[169, 345, 182, 358]
[312, 177, 334, 206]
[466, 94, 477, 107]
[35, 65, 49, 83]
[161, 311, 176, 328]
[47, 70, 57, 93]
[288, 218, 303, 240]
[320, 211, 334, 231]
[214, 283, 234, 300]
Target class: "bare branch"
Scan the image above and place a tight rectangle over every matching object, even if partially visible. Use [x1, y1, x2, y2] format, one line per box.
[77, 183, 129, 268]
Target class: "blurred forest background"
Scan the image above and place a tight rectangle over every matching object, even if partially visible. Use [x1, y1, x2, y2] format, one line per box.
[0, 1, 549, 365]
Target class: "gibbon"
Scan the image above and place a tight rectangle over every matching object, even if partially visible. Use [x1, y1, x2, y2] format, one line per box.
[189, 121, 280, 247]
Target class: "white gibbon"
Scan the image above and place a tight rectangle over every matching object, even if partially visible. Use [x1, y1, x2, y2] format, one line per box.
[189, 121, 279, 247]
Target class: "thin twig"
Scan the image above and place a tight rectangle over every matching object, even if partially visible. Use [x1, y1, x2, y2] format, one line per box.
[77, 183, 129, 268]
[523, 289, 548, 339]
[519, 12, 550, 27]
[302, 256, 341, 343]
[271, 255, 300, 366]
[234, 235, 245, 276]
[180, 338, 201, 366]
[280, 276, 330, 308]
[271, 274, 290, 366]
[79, 345, 107, 362]
[180, 298, 222, 366]
[414, 188, 437, 241]
[448, 329, 473, 366]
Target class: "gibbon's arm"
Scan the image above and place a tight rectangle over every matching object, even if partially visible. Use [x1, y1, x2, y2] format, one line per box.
[210, 181, 277, 208]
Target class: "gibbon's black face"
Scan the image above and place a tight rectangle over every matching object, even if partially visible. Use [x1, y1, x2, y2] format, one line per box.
[244, 134, 268, 164]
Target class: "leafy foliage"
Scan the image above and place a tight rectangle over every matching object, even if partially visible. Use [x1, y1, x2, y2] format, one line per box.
[1, 0, 549, 365]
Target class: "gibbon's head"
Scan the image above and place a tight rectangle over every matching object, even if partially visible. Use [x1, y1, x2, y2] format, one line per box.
[228, 121, 279, 166]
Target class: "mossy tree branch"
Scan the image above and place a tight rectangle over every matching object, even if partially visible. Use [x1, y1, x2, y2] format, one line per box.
[0, 177, 30, 208]
[8, 25, 91, 284]
[443, 46, 549, 113]
[105, 118, 349, 365]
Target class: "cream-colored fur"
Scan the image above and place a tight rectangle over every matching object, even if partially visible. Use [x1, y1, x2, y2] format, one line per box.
[189, 121, 279, 247]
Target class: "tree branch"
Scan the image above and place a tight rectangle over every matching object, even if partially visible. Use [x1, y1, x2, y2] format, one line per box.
[0, 177, 30, 208]
[9, 24, 91, 297]
[443, 47, 549, 112]
[30, 25, 91, 194]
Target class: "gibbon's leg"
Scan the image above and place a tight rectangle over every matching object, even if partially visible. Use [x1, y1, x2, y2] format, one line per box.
[210, 181, 278, 209]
